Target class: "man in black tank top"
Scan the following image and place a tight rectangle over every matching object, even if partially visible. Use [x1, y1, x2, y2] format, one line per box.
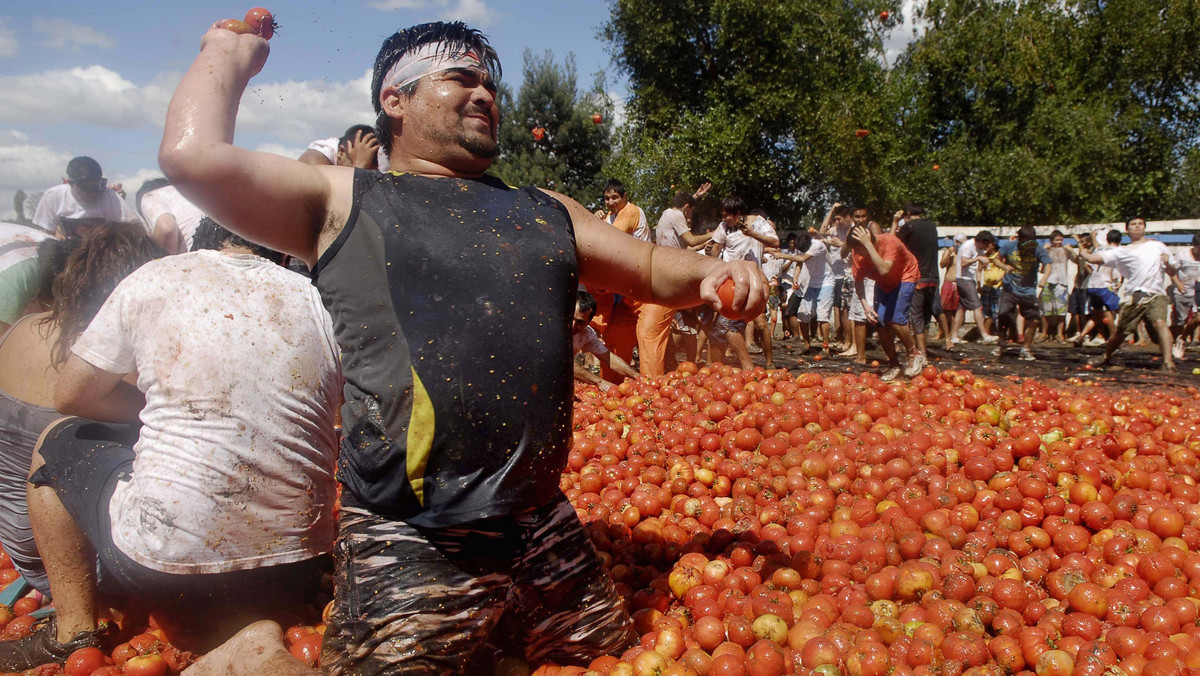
[162, 20, 767, 674]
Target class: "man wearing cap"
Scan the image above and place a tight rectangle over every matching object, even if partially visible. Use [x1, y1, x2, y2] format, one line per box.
[32, 157, 125, 238]
[159, 20, 766, 674]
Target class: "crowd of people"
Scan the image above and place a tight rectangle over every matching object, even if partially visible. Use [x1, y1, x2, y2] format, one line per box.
[0, 14, 1190, 676]
[574, 199, 1195, 386]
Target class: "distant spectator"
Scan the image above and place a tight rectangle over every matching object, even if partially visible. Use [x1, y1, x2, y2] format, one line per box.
[1074, 229, 1125, 346]
[993, 225, 1052, 362]
[136, 179, 206, 254]
[642, 186, 712, 374]
[0, 225, 158, 598]
[32, 158, 125, 238]
[573, 291, 639, 391]
[0, 223, 53, 333]
[1170, 234, 1200, 360]
[895, 204, 947, 357]
[847, 223, 922, 381]
[299, 125, 381, 170]
[1039, 230, 1071, 342]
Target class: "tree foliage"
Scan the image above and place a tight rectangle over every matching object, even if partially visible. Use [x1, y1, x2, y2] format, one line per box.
[603, 0, 1200, 227]
[490, 50, 614, 210]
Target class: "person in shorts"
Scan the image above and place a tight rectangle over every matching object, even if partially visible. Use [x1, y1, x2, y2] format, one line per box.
[1038, 230, 1071, 342]
[1077, 229, 1125, 346]
[774, 230, 835, 355]
[840, 207, 882, 360]
[1079, 217, 1177, 371]
[847, 224, 922, 381]
[952, 230, 998, 344]
[895, 204, 944, 358]
[818, 204, 853, 350]
[940, 235, 963, 346]
[1169, 234, 1200, 361]
[0, 220, 342, 670]
[994, 225, 1051, 361]
[1064, 232, 1093, 342]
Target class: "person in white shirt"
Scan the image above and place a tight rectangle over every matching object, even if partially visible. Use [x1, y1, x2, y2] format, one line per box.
[5, 218, 342, 665]
[775, 231, 835, 355]
[1039, 230, 1072, 343]
[31, 157, 126, 238]
[135, 179, 206, 254]
[1078, 217, 1176, 371]
[709, 196, 778, 369]
[838, 207, 881, 362]
[645, 188, 713, 370]
[818, 205, 853, 351]
[1169, 234, 1200, 360]
[1073, 229, 1124, 346]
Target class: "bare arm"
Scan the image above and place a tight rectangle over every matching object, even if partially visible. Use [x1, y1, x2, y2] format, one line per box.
[855, 278, 878, 325]
[678, 231, 713, 247]
[573, 362, 614, 392]
[603, 351, 640, 380]
[298, 149, 334, 166]
[1079, 249, 1106, 265]
[54, 355, 144, 424]
[150, 214, 184, 255]
[159, 27, 352, 267]
[549, 190, 767, 319]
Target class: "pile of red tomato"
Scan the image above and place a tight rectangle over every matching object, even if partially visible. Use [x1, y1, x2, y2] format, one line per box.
[527, 362, 1200, 676]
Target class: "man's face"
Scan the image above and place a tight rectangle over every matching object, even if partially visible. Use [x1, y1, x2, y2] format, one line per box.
[851, 209, 869, 228]
[67, 172, 107, 203]
[572, 305, 594, 335]
[721, 211, 741, 229]
[1079, 235, 1092, 249]
[393, 67, 499, 173]
[1126, 218, 1146, 240]
[603, 190, 627, 214]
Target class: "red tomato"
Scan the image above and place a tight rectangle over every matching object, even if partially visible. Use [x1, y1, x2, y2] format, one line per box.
[122, 654, 168, 676]
[243, 7, 277, 39]
[64, 646, 107, 676]
[290, 632, 322, 667]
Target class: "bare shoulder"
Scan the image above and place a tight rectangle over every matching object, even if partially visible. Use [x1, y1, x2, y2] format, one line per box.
[537, 188, 592, 223]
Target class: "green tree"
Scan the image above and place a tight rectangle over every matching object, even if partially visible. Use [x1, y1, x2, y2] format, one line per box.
[602, 0, 899, 227]
[490, 50, 614, 210]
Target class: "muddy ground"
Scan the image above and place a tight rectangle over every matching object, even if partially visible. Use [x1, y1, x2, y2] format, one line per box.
[762, 336, 1196, 393]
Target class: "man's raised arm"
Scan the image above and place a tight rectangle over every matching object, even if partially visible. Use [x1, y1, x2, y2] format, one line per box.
[544, 190, 767, 320]
[158, 26, 351, 267]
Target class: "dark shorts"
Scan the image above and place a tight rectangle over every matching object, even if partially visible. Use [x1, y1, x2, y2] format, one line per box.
[997, 290, 1040, 333]
[957, 279, 981, 311]
[1115, 293, 1169, 338]
[322, 493, 635, 674]
[980, 286, 1000, 319]
[875, 282, 915, 326]
[1069, 288, 1090, 315]
[1087, 288, 1120, 313]
[908, 283, 942, 335]
[30, 418, 325, 649]
[784, 290, 802, 319]
[834, 277, 853, 311]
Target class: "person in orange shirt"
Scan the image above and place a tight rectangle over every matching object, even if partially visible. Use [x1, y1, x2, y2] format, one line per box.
[588, 180, 648, 378]
[848, 224, 923, 381]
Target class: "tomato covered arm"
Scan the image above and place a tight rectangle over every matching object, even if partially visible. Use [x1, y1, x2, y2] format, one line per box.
[159, 26, 351, 267]
[54, 355, 144, 424]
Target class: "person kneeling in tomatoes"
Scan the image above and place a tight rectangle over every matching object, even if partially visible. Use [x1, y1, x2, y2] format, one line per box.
[0, 218, 343, 670]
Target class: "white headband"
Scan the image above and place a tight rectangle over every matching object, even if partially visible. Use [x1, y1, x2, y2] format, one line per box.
[379, 42, 488, 106]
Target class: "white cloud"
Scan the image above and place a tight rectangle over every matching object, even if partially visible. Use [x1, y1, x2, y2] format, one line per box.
[33, 17, 117, 51]
[238, 71, 375, 145]
[365, 0, 499, 27]
[0, 131, 72, 222]
[254, 143, 308, 159]
[0, 65, 173, 128]
[0, 18, 17, 58]
[882, 0, 927, 67]
[0, 65, 373, 145]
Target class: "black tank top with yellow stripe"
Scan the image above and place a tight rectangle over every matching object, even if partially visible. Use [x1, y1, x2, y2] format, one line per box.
[314, 170, 578, 528]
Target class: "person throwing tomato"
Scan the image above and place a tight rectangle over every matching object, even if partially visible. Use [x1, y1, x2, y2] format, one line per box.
[161, 19, 766, 675]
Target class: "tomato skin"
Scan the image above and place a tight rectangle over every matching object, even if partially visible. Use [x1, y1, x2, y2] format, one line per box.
[64, 646, 107, 676]
[216, 18, 255, 34]
[290, 632, 322, 667]
[716, 280, 737, 317]
[243, 7, 277, 39]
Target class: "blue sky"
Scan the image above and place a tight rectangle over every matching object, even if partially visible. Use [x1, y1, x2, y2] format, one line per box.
[0, 0, 627, 219]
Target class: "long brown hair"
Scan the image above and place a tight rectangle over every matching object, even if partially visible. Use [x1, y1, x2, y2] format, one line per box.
[43, 223, 165, 366]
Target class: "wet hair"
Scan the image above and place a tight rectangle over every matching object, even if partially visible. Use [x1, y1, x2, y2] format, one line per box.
[1192, 234, 1200, 247]
[671, 192, 695, 209]
[192, 217, 286, 265]
[603, 179, 626, 197]
[576, 290, 597, 318]
[795, 231, 813, 254]
[1016, 225, 1037, 243]
[34, 238, 82, 309]
[975, 230, 996, 246]
[904, 203, 925, 217]
[831, 205, 852, 220]
[1107, 230, 1123, 244]
[721, 195, 747, 216]
[1050, 229, 1064, 239]
[65, 156, 102, 180]
[135, 178, 170, 219]
[44, 222, 164, 366]
[371, 22, 502, 160]
[1125, 216, 1146, 228]
[341, 125, 375, 144]
[784, 232, 797, 246]
[850, 205, 868, 215]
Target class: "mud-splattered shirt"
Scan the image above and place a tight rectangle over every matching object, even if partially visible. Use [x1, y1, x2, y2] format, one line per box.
[72, 250, 342, 574]
[313, 170, 578, 528]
